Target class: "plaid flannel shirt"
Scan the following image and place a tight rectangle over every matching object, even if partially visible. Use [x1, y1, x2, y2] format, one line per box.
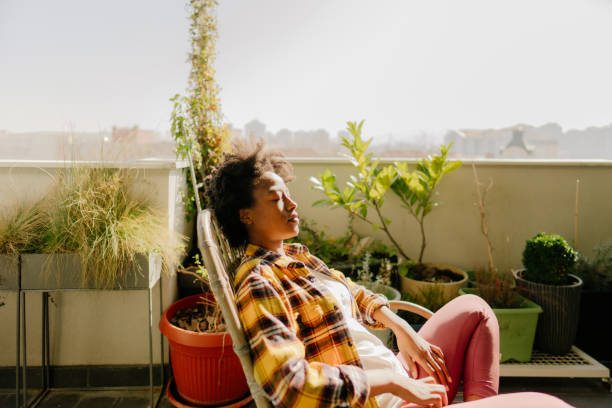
[233, 243, 390, 408]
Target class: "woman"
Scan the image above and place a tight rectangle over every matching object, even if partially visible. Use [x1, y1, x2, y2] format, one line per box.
[207, 142, 573, 408]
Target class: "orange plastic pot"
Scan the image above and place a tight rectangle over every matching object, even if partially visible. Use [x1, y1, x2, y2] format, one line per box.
[159, 294, 249, 406]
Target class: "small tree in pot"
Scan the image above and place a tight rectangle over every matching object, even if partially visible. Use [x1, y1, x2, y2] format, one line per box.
[311, 120, 465, 305]
[514, 233, 581, 354]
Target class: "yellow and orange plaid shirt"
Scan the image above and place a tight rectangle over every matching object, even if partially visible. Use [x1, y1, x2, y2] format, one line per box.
[233, 243, 390, 408]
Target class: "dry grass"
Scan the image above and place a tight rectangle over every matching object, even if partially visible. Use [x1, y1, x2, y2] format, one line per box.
[39, 166, 185, 288]
[0, 201, 46, 255]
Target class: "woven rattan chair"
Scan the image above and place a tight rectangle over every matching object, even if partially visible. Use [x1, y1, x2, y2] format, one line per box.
[197, 209, 435, 408]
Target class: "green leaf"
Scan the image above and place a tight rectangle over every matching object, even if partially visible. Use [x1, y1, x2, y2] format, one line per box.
[443, 160, 462, 174]
[312, 199, 330, 207]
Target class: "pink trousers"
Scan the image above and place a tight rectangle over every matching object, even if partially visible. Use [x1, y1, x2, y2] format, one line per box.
[399, 294, 573, 407]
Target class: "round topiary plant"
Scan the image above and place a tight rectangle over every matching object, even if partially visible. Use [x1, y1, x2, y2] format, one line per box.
[522, 233, 578, 285]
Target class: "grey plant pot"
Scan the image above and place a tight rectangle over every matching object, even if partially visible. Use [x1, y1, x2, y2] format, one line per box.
[0, 254, 19, 290]
[21, 253, 161, 290]
[513, 269, 582, 354]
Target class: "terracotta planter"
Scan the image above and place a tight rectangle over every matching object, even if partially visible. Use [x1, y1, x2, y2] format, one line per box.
[159, 294, 249, 406]
[400, 263, 468, 304]
[513, 269, 583, 354]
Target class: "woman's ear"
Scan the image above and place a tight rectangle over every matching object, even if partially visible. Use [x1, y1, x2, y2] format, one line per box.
[239, 208, 253, 225]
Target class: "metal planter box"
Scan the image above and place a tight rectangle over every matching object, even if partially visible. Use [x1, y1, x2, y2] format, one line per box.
[0, 254, 19, 290]
[21, 253, 161, 290]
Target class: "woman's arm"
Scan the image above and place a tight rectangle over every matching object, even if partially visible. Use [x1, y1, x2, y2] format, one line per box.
[373, 306, 451, 389]
[366, 369, 447, 408]
[236, 264, 371, 408]
[343, 276, 390, 328]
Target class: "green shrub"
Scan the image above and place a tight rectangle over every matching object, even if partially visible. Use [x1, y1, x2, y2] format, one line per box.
[522, 233, 577, 285]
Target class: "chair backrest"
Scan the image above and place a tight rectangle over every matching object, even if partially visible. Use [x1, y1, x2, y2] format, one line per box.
[197, 209, 272, 408]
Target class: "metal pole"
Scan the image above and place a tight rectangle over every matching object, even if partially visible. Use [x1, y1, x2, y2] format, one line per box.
[41, 293, 46, 391]
[15, 288, 20, 408]
[21, 292, 26, 408]
[159, 277, 165, 389]
[43, 292, 50, 391]
[148, 288, 154, 407]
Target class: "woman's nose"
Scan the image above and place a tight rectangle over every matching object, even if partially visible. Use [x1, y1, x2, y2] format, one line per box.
[285, 194, 297, 210]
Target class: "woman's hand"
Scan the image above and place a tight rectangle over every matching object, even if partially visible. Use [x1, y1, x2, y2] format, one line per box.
[395, 327, 451, 390]
[372, 306, 451, 389]
[366, 370, 448, 408]
[395, 376, 448, 407]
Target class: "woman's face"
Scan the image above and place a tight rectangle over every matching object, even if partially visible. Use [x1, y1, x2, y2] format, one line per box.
[240, 171, 299, 247]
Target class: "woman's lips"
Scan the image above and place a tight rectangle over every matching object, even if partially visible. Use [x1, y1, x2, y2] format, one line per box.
[288, 215, 299, 223]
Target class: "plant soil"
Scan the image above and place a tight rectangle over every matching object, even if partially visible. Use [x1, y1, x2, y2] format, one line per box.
[408, 264, 463, 283]
[170, 301, 225, 333]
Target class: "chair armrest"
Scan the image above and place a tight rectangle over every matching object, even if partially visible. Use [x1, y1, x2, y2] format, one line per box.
[388, 300, 434, 320]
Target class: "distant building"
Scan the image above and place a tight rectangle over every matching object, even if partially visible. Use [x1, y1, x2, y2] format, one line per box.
[444, 128, 509, 158]
[111, 125, 157, 144]
[499, 126, 534, 158]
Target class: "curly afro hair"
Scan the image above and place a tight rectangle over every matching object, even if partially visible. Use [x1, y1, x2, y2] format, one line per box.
[206, 139, 294, 248]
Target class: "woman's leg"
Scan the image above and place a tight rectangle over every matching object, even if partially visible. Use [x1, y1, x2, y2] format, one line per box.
[400, 392, 574, 408]
[412, 294, 500, 401]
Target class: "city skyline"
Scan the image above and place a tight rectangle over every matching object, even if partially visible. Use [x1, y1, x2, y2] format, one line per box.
[1, 1, 611, 138]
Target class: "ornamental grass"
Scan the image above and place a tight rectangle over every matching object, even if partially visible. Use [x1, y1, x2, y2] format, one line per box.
[38, 166, 185, 288]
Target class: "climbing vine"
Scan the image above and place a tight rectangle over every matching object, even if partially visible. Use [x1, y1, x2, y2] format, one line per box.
[171, 0, 229, 219]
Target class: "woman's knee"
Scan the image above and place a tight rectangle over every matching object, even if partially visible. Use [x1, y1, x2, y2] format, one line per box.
[445, 294, 495, 321]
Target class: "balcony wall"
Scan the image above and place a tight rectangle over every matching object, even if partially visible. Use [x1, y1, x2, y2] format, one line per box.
[0, 158, 610, 367]
[290, 158, 612, 273]
[0, 160, 188, 367]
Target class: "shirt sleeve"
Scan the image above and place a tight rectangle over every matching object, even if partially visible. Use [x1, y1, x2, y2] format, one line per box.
[235, 264, 371, 408]
[344, 276, 390, 329]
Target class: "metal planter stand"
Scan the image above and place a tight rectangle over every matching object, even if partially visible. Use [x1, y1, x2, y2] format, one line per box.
[16, 253, 166, 408]
[0, 255, 20, 408]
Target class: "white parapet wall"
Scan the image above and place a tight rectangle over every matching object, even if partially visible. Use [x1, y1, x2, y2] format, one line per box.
[0, 160, 189, 366]
[289, 158, 612, 274]
[1, 157, 611, 366]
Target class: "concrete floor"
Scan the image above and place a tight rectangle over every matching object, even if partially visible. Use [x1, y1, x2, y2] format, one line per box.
[1, 377, 610, 408]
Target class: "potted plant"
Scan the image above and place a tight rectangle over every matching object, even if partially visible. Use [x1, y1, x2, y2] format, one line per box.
[458, 164, 542, 362]
[159, 269, 250, 406]
[575, 239, 612, 361]
[354, 251, 401, 347]
[0, 202, 44, 290]
[461, 270, 542, 362]
[18, 167, 182, 290]
[311, 120, 466, 305]
[514, 233, 582, 354]
[170, 0, 230, 299]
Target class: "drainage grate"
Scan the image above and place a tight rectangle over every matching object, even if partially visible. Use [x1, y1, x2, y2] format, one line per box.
[500, 346, 610, 379]
[506, 349, 590, 366]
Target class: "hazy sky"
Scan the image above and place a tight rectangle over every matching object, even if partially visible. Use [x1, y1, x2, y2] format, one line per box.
[1, 0, 611, 137]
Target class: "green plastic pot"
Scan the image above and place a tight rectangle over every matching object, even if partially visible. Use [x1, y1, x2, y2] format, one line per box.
[459, 288, 542, 362]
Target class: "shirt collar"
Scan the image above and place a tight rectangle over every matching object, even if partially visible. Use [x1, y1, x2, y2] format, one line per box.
[244, 242, 328, 277]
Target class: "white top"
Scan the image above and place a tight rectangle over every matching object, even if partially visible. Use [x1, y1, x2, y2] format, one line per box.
[310, 271, 408, 408]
